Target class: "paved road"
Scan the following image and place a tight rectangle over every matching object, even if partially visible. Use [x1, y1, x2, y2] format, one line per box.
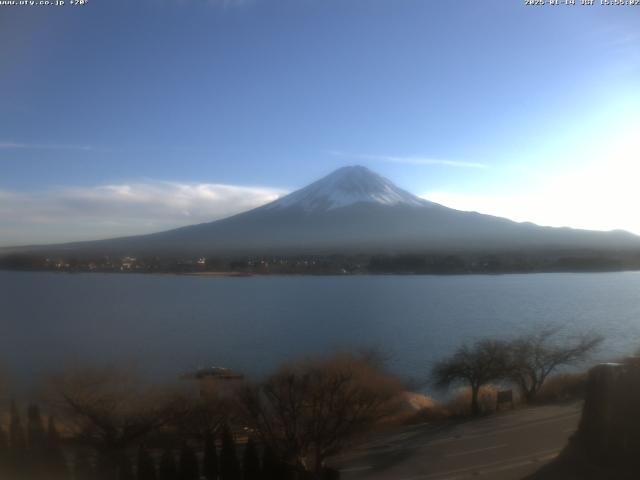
[331, 402, 582, 480]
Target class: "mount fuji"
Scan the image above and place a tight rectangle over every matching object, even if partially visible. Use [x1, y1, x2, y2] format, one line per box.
[7, 166, 640, 257]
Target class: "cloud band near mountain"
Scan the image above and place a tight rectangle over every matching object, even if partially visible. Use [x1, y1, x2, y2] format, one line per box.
[0, 182, 285, 247]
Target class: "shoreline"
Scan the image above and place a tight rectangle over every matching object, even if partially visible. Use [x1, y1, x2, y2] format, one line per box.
[2, 268, 640, 278]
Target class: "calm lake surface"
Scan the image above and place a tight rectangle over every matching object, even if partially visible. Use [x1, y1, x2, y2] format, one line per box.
[2, 270, 640, 389]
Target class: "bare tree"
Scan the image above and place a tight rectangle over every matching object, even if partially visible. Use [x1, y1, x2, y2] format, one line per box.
[507, 327, 602, 402]
[432, 339, 510, 416]
[238, 352, 402, 476]
[170, 395, 229, 442]
[47, 367, 187, 478]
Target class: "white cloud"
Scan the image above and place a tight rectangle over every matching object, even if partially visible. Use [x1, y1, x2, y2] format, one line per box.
[0, 181, 286, 247]
[330, 151, 487, 169]
[0, 141, 94, 151]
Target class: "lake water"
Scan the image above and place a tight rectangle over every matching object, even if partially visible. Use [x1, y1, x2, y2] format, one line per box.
[2, 270, 640, 390]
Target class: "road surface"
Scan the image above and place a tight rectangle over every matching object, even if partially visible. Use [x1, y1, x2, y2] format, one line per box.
[331, 402, 581, 480]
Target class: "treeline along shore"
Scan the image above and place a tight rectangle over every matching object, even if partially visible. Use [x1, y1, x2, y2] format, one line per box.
[2, 249, 640, 275]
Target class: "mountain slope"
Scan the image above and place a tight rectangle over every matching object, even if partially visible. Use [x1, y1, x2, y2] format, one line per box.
[5, 166, 640, 257]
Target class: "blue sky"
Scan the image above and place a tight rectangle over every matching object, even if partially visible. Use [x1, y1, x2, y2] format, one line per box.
[1, 0, 639, 245]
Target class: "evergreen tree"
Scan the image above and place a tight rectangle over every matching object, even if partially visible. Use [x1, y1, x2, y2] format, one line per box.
[97, 451, 118, 480]
[202, 432, 218, 480]
[137, 444, 157, 480]
[27, 405, 46, 451]
[241, 438, 260, 480]
[261, 446, 279, 480]
[219, 426, 240, 480]
[0, 425, 9, 477]
[9, 401, 26, 450]
[9, 400, 27, 477]
[178, 443, 199, 480]
[74, 449, 95, 480]
[27, 404, 47, 478]
[45, 416, 68, 479]
[158, 448, 178, 480]
[118, 454, 135, 480]
[261, 446, 290, 480]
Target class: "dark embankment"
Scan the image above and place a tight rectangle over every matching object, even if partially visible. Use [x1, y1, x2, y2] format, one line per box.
[527, 358, 640, 479]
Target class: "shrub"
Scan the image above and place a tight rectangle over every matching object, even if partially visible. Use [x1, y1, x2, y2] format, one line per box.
[533, 373, 588, 404]
[446, 385, 500, 417]
[239, 352, 403, 474]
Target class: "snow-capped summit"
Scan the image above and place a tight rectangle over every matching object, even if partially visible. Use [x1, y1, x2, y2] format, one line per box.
[266, 165, 430, 212]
